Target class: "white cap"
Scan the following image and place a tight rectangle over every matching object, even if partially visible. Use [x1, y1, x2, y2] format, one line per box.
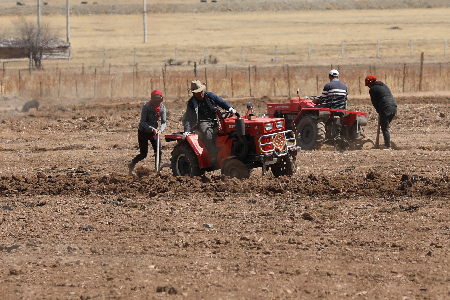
[329, 69, 339, 77]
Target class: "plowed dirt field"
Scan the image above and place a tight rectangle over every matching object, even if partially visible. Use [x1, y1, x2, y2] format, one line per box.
[1, 94, 450, 299]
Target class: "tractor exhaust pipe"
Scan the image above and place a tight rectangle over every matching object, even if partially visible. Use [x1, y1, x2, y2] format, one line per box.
[235, 117, 245, 137]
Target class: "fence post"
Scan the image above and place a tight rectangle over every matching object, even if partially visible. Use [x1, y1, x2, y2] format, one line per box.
[358, 77, 361, 95]
[58, 70, 62, 99]
[204, 47, 207, 65]
[445, 39, 447, 57]
[248, 65, 251, 97]
[287, 64, 291, 98]
[163, 65, 167, 96]
[241, 47, 244, 65]
[134, 47, 137, 66]
[410, 39, 413, 56]
[175, 47, 177, 65]
[376, 39, 380, 58]
[231, 76, 234, 98]
[110, 77, 113, 99]
[103, 49, 106, 67]
[316, 75, 319, 94]
[94, 67, 97, 98]
[419, 52, 424, 92]
[194, 62, 197, 77]
[402, 63, 406, 93]
[273, 77, 276, 97]
[18, 70, 21, 97]
[308, 42, 311, 60]
[275, 45, 278, 63]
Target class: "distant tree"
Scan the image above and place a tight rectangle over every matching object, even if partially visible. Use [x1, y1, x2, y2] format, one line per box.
[13, 19, 57, 69]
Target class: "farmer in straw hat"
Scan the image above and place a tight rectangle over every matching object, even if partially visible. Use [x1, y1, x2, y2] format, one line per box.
[182, 80, 236, 167]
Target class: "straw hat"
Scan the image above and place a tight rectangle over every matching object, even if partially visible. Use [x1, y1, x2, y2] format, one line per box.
[188, 80, 206, 93]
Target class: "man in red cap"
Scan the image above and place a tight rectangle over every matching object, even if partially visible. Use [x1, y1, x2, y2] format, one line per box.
[128, 89, 166, 175]
[365, 75, 397, 149]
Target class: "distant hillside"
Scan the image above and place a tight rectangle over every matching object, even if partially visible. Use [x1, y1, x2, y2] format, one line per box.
[1, 0, 449, 16]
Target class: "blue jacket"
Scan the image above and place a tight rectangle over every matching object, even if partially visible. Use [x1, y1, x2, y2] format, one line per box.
[183, 91, 232, 132]
[320, 79, 348, 109]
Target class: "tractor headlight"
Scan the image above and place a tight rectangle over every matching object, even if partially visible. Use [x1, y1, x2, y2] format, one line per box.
[265, 123, 273, 131]
[275, 120, 284, 129]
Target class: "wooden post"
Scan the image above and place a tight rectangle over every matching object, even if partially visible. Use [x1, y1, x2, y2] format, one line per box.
[204, 47, 207, 65]
[241, 47, 244, 65]
[204, 68, 207, 89]
[225, 64, 228, 78]
[231, 77, 234, 98]
[445, 39, 447, 57]
[273, 77, 276, 97]
[75, 80, 78, 98]
[143, 0, 147, 43]
[376, 39, 380, 58]
[358, 77, 361, 95]
[94, 67, 97, 98]
[110, 78, 113, 99]
[419, 52, 424, 92]
[163, 66, 166, 96]
[134, 48, 137, 66]
[248, 65, 251, 97]
[287, 64, 291, 98]
[58, 70, 62, 98]
[275, 45, 278, 63]
[29, 51, 33, 70]
[18, 70, 21, 97]
[194, 62, 197, 77]
[308, 42, 311, 60]
[316, 75, 319, 94]
[82, 63, 84, 75]
[132, 67, 135, 98]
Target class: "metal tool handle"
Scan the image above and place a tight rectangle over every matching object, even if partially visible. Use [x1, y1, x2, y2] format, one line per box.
[156, 133, 160, 173]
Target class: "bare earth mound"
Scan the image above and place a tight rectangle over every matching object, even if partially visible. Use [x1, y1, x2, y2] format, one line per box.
[1, 94, 450, 299]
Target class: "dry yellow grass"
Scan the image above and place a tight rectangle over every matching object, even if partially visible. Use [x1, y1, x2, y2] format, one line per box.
[1, 7, 450, 67]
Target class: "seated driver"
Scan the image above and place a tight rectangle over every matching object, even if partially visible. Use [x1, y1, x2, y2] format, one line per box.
[182, 80, 236, 167]
[313, 69, 348, 110]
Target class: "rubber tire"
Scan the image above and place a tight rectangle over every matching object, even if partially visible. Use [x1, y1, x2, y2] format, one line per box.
[296, 115, 325, 150]
[221, 159, 250, 179]
[170, 142, 205, 177]
[349, 123, 364, 150]
[271, 156, 296, 178]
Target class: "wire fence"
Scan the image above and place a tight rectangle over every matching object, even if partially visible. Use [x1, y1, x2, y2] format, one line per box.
[1, 59, 450, 101]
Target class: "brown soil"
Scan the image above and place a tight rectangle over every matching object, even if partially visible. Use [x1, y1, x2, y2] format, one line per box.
[1, 94, 450, 299]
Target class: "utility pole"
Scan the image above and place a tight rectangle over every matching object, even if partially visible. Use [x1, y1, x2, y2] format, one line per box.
[66, 0, 70, 43]
[143, 0, 147, 43]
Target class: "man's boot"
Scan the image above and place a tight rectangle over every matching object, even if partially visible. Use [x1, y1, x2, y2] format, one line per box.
[128, 161, 136, 175]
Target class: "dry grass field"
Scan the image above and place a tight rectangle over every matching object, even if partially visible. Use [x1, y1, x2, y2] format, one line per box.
[1, 5, 450, 67]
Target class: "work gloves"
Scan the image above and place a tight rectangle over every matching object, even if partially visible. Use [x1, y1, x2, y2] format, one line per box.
[182, 132, 190, 140]
[228, 107, 237, 114]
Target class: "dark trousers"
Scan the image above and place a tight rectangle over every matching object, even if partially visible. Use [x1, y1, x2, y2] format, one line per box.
[195, 121, 219, 161]
[380, 113, 395, 148]
[132, 139, 162, 167]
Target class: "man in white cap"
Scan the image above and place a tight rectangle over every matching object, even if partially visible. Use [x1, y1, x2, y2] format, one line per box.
[313, 69, 348, 110]
[183, 80, 236, 166]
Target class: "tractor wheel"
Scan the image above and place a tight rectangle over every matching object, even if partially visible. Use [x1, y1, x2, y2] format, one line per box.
[271, 156, 296, 178]
[221, 159, 250, 179]
[349, 123, 364, 150]
[296, 115, 325, 150]
[170, 142, 205, 177]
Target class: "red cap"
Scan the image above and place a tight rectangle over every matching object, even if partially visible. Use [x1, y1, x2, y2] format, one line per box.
[365, 75, 377, 86]
[151, 89, 163, 101]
